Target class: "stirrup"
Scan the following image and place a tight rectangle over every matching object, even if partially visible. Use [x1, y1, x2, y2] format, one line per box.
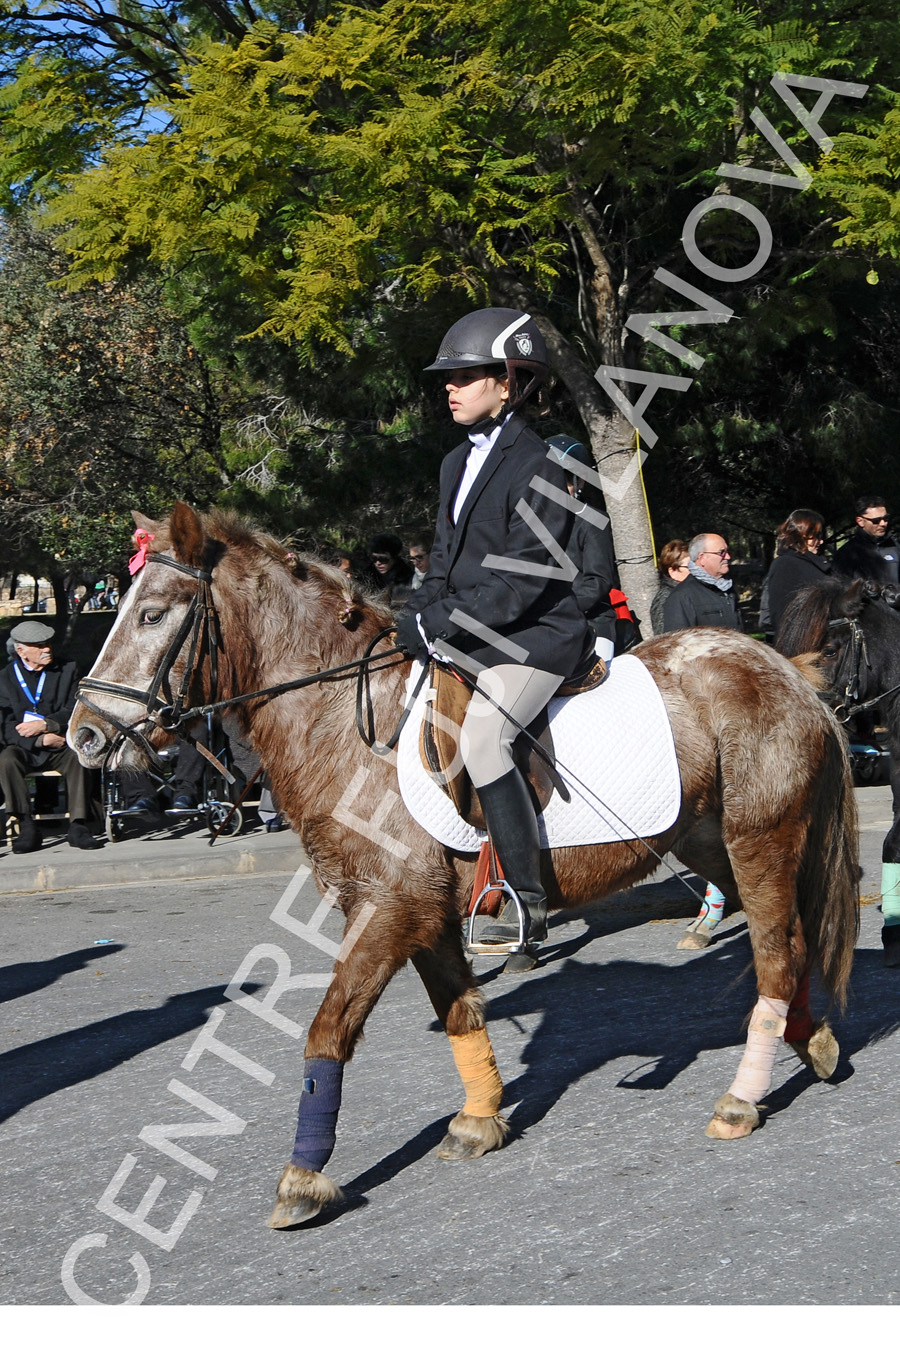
[467, 879, 533, 956]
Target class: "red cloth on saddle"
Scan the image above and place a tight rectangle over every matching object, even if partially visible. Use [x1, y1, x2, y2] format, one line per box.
[468, 842, 506, 916]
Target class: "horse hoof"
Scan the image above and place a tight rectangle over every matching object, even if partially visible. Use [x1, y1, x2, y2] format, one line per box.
[503, 949, 539, 973]
[705, 1092, 759, 1139]
[267, 1163, 343, 1228]
[435, 1110, 510, 1161]
[268, 1196, 324, 1228]
[677, 930, 713, 950]
[789, 1021, 839, 1079]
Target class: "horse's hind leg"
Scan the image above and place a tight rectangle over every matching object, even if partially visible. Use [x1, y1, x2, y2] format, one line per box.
[784, 965, 839, 1079]
[705, 841, 807, 1140]
[411, 930, 510, 1162]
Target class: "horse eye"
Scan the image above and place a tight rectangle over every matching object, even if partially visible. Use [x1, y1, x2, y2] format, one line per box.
[140, 609, 166, 626]
[823, 644, 838, 659]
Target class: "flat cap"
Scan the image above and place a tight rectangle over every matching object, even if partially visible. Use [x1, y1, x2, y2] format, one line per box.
[10, 620, 56, 644]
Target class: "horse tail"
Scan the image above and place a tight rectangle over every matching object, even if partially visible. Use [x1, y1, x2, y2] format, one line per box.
[796, 720, 859, 1010]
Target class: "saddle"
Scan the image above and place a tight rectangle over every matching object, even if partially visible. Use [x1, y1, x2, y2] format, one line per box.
[419, 655, 607, 831]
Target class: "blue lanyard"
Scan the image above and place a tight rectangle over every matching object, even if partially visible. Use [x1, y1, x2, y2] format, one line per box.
[14, 661, 45, 710]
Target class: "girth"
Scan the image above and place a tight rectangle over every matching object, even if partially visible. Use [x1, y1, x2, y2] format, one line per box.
[419, 656, 606, 830]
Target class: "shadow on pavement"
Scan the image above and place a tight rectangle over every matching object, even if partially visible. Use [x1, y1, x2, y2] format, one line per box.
[0, 983, 255, 1124]
[0, 944, 125, 1005]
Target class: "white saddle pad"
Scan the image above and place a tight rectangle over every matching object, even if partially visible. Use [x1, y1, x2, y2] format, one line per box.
[396, 654, 681, 852]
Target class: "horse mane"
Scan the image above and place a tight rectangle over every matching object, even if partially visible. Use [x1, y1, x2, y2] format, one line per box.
[776, 579, 851, 658]
[198, 509, 393, 638]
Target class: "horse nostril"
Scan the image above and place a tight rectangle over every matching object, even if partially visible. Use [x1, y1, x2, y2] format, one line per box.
[74, 724, 103, 756]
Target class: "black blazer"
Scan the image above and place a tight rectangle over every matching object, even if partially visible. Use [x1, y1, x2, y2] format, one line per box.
[662, 572, 743, 632]
[763, 548, 832, 639]
[0, 659, 80, 765]
[410, 415, 591, 676]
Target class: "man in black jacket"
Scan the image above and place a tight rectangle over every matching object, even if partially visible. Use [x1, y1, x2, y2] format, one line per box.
[662, 533, 743, 632]
[0, 620, 102, 853]
[834, 497, 900, 585]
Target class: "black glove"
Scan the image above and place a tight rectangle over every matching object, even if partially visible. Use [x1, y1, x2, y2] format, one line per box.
[394, 613, 428, 660]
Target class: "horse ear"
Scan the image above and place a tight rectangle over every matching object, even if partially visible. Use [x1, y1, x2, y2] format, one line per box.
[168, 501, 206, 567]
[131, 510, 161, 536]
[837, 577, 866, 619]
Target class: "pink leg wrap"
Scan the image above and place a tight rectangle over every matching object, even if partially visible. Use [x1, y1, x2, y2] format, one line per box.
[727, 996, 789, 1105]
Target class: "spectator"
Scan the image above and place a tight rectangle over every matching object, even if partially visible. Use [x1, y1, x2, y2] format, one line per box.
[0, 620, 102, 852]
[761, 509, 831, 642]
[408, 538, 432, 590]
[650, 540, 689, 636]
[368, 533, 413, 606]
[834, 496, 900, 586]
[662, 533, 743, 632]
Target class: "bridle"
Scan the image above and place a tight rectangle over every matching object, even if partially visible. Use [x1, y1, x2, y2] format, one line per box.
[827, 602, 900, 723]
[76, 551, 407, 772]
[76, 553, 222, 773]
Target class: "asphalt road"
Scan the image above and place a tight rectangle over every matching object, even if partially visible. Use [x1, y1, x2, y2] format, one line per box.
[1, 785, 898, 1307]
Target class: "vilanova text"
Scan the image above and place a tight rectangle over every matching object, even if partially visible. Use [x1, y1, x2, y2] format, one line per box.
[596, 71, 868, 495]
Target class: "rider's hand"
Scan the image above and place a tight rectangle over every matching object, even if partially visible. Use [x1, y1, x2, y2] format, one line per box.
[42, 732, 66, 748]
[16, 719, 47, 737]
[394, 614, 428, 661]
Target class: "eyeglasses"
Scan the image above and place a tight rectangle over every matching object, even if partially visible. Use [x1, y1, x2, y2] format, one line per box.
[701, 549, 730, 558]
[371, 554, 392, 563]
[409, 552, 428, 562]
[862, 515, 889, 525]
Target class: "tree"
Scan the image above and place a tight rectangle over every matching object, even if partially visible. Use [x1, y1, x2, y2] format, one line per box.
[0, 218, 229, 582]
[6, 1, 900, 615]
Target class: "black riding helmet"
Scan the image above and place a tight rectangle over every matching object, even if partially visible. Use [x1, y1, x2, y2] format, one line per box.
[546, 434, 593, 498]
[425, 307, 549, 412]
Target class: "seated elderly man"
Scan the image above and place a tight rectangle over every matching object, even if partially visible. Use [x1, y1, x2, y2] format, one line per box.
[0, 620, 102, 853]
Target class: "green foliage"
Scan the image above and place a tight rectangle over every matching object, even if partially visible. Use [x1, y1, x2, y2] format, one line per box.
[0, 219, 228, 573]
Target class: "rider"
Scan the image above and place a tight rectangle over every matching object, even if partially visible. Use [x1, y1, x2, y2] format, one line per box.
[395, 308, 593, 953]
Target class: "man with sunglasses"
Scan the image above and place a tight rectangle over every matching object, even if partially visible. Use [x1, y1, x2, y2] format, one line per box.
[834, 497, 900, 586]
[662, 533, 743, 632]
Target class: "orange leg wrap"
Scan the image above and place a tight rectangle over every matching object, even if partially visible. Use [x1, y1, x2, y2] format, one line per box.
[448, 1028, 504, 1117]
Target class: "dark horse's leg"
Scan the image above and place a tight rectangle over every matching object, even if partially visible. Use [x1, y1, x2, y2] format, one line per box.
[268, 899, 507, 1227]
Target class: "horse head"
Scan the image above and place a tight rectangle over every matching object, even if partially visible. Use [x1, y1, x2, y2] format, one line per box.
[68, 502, 224, 770]
[68, 502, 386, 773]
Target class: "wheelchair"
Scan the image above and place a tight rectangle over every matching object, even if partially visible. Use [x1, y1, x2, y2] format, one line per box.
[101, 714, 247, 842]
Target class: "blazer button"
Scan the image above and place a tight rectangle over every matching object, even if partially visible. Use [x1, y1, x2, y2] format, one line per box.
[447, 583, 457, 594]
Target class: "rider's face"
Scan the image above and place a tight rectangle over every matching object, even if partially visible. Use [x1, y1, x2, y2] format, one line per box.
[445, 367, 509, 426]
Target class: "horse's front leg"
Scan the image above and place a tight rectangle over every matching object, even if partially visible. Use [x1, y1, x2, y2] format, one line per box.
[411, 928, 509, 1162]
[268, 901, 410, 1229]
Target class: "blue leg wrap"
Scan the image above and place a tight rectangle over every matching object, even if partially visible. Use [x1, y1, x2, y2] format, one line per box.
[290, 1058, 344, 1172]
[699, 882, 726, 924]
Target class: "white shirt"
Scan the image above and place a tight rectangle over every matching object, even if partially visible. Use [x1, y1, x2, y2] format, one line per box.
[451, 415, 511, 523]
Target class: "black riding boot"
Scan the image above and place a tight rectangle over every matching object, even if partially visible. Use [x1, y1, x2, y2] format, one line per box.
[470, 768, 548, 951]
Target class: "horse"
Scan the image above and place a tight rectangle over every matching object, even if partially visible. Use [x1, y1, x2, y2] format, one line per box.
[778, 575, 900, 965]
[68, 504, 859, 1228]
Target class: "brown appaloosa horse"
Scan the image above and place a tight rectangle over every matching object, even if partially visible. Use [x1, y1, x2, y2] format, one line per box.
[68, 505, 859, 1228]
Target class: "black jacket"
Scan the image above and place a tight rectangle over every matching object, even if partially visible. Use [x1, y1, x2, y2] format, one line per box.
[410, 415, 592, 676]
[650, 575, 679, 636]
[834, 528, 900, 586]
[763, 548, 832, 639]
[662, 571, 743, 632]
[568, 511, 617, 645]
[0, 658, 80, 766]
